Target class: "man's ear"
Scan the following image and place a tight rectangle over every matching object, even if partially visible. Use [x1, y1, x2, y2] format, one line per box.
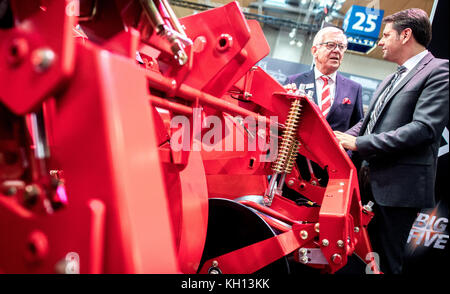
[401, 28, 413, 44]
[311, 46, 317, 57]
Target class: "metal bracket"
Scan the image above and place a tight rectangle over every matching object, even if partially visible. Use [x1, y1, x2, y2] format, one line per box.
[298, 248, 328, 265]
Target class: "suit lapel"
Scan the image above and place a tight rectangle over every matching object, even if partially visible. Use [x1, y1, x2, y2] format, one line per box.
[379, 53, 434, 114]
[360, 72, 395, 134]
[361, 52, 434, 134]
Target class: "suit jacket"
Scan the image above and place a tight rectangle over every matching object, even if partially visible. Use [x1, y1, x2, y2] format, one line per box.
[347, 52, 449, 208]
[286, 69, 364, 132]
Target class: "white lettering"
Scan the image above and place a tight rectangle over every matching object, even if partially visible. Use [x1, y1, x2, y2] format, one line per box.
[181, 278, 215, 291]
[433, 217, 448, 232]
[434, 234, 449, 249]
[423, 231, 439, 247]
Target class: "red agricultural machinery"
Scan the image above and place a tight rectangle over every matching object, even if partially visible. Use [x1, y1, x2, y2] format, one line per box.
[0, 0, 379, 274]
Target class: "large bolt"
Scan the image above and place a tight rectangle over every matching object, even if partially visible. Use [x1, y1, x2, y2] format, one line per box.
[332, 254, 342, 264]
[244, 92, 253, 99]
[300, 230, 308, 240]
[55, 252, 80, 274]
[299, 248, 307, 256]
[209, 260, 221, 274]
[31, 48, 55, 72]
[363, 201, 374, 212]
[337, 240, 344, 248]
[314, 223, 320, 233]
[299, 256, 309, 264]
[321, 239, 329, 247]
[354, 227, 360, 233]
[193, 36, 207, 53]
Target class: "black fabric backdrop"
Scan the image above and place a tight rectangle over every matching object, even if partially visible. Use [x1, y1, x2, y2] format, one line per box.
[403, 0, 449, 274]
[260, 1, 449, 274]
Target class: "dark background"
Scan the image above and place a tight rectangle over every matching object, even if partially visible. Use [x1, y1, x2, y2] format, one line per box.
[259, 0, 449, 274]
[403, 0, 449, 274]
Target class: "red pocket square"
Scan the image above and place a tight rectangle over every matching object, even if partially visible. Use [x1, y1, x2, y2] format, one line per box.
[342, 98, 351, 104]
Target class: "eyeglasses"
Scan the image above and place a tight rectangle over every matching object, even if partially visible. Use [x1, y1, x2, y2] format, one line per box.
[318, 42, 347, 51]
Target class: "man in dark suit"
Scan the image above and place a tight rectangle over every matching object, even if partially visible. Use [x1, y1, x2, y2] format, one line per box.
[335, 8, 449, 274]
[285, 26, 364, 132]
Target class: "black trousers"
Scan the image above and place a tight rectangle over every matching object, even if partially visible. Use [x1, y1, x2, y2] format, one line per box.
[359, 164, 420, 274]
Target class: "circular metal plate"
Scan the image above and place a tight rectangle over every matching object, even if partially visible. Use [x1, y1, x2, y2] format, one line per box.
[198, 198, 290, 274]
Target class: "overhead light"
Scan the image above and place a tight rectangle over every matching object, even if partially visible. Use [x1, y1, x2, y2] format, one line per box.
[289, 28, 296, 38]
[289, 39, 296, 45]
[265, 0, 287, 6]
[334, 3, 342, 10]
[301, 0, 308, 5]
[296, 40, 303, 47]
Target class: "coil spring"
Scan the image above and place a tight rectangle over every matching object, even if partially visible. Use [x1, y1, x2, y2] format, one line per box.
[272, 98, 302, 174]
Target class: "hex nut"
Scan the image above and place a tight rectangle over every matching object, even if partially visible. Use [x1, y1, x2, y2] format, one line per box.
[300, 230, 308, 240]
[314, 223, 320, 233]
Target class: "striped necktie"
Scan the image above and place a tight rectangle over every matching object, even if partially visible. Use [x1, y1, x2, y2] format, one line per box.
[364, 65, 407, 135]
[320, 75, 331, 117]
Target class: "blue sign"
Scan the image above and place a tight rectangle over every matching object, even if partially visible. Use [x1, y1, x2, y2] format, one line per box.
[343, 5, 384, 53]
[343, 5, 384, 39]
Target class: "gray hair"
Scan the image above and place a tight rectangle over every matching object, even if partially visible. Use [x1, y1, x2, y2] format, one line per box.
[313, 27, 348, 46]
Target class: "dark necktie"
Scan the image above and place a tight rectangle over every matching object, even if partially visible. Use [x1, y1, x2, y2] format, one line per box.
[364, 65, 407, 135]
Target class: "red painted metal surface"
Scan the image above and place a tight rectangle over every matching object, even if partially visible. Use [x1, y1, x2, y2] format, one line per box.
[0, 0, 379, 274]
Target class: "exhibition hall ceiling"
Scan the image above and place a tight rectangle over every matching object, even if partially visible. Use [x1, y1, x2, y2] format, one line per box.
[170, 0, 436, 60]
[339, 0, 435, 59]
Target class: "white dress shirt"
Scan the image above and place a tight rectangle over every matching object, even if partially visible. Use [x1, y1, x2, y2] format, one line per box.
[394, 49, 429, 88]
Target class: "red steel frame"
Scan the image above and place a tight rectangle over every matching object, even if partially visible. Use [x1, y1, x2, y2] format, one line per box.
[0, 0, 379, 274]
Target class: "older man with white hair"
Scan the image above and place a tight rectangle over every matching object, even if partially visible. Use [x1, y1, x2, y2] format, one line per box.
[285, 26, 363, 132]
[283, 26, 363, 191]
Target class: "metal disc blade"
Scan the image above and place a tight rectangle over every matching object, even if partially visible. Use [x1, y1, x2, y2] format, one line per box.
[198, 198, 290, 274]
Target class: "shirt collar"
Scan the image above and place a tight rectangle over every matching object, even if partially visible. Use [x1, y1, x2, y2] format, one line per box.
[401, 49, 429, 72]
[314, 67, 337, 83]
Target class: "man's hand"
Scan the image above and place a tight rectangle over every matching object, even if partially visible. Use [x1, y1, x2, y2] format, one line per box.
[334, 131, 358, 151]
